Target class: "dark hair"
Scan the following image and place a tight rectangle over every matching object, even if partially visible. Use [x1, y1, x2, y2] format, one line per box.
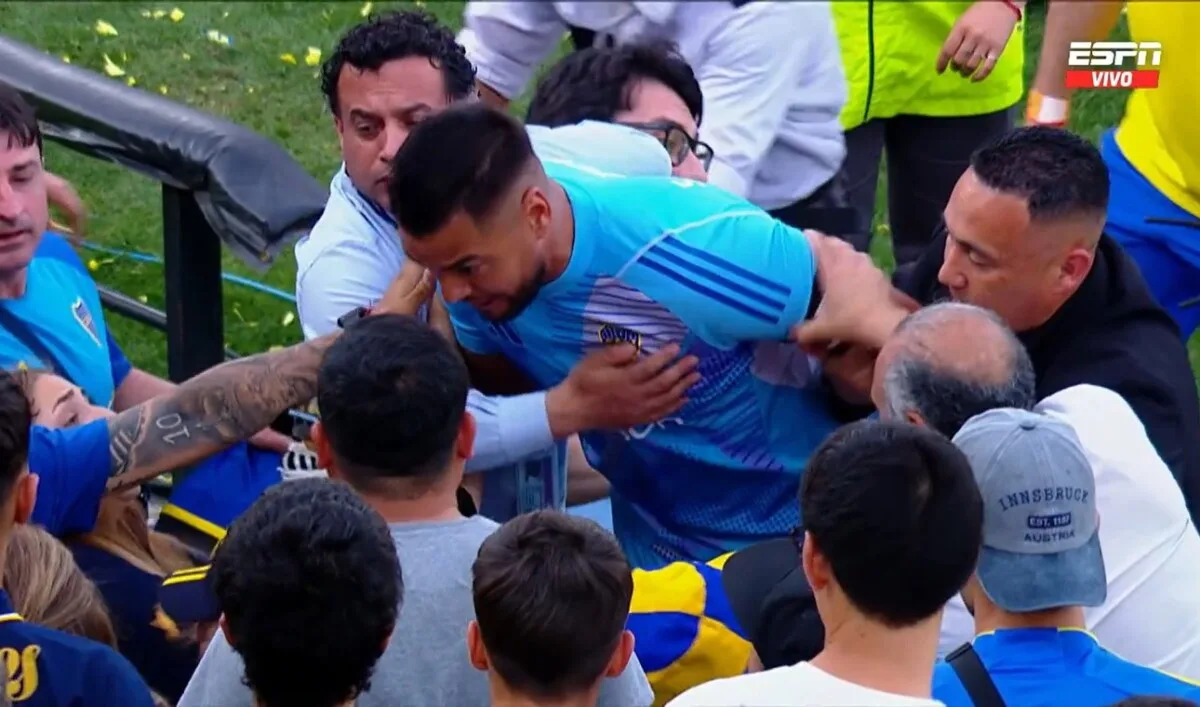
[970, 126, 1109, 222]
[1111, 698, 1199, 707]
[883, 304, 1036, 438]
[320, 11, 476, 117]
[0, 370, 31, 503]
[388, 104, 534, 238]
[211, 478, 401, 707]
[800, 421, 983, 629]
[0, 84, 41, 154]
[525, 44, 703, 127]
[316, 314, 468, 494]
[472, 510, 633, 699]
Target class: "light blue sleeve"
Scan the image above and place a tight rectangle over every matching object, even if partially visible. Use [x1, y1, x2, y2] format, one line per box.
[296, 239, 392, 340]
[528, 121, 673, 178]
[615, 187, 816, 349]
[465, 389, 555, 472]
[447, 300, 502, 355]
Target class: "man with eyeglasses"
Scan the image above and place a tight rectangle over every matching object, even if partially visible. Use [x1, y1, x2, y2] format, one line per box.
[526, 45, 713, 183]
[459, 2, 855, 237]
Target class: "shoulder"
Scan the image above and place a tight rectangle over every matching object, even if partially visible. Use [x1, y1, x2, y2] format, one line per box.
[296, 171, 393, 270]
[530, 122, 672, 178]
[6, 620, 146, 686]
[30, 419, 109, 465]
[669, 668, 786, 705]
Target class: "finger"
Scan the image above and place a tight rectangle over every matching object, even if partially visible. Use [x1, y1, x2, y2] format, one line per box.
[952, 39, 978, 75]
[641, 355, 700, 397]
[629, 344, 681, 381]
[937, 26, 966, 74]
[646, 372, 702, 416]
[406, 269, 435, 305]
[595, 342, 640, 365]
[791, 319, 840, 348]
[973, 52, 999, 82]
[962, 46, 986, 75]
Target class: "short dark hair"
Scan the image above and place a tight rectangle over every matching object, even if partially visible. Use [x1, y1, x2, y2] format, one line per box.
[970, 126, 1109, 223]
[525, 44, 703, 127]
[388, 104, 534, 238]
[800, 421, 983, 628]
[211, 478, 401, 707]
[0, 83, 41, 154]
[316, 315, 469, 495]
[472, 510, 633, 699]
[320, 11, 476, 117]
[0, 370, 31, 503]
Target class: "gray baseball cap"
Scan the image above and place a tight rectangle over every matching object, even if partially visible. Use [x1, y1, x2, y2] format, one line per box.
[952, 408, 1106, 612]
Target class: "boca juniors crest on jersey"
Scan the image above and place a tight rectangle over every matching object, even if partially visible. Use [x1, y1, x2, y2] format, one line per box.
[71, 297, 102, 347]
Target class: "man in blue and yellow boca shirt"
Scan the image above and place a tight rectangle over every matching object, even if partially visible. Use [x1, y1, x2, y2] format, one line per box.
[0, 369, 153, 705]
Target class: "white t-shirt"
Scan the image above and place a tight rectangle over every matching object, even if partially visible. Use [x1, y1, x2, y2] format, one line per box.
[939, 385, 1200, 679]
[667, 662, 943, 707]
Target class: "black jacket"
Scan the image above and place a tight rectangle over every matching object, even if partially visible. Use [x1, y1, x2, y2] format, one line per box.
[898, 233, 1200, 522]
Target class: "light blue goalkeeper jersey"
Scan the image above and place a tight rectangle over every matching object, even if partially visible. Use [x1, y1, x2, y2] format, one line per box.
[449, 165, 839, 568]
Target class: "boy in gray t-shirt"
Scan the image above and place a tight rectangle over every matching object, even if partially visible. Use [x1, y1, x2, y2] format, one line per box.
[178, 516, 652, 707]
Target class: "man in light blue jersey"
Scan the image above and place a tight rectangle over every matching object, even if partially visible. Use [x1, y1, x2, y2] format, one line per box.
[295, 12, 691, 525]
[390, 104, 849, 569]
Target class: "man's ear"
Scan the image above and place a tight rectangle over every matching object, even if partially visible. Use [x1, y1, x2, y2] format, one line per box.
[603, 629, 635, 678]
[466, 620, 489, 672]
[13, 471, 36, 525]
[311, 422, 337, 477]
[904, 409, 927, 428]
[801, 531, 830, 592]
[456, 411, 477, 463]
[1058, 246, 1095, 294]
[219, 614, 234, 649]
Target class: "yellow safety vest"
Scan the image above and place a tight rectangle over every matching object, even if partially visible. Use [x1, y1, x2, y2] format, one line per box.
[833, 1, 1026, 130]
[1115, 2, 1200, 218]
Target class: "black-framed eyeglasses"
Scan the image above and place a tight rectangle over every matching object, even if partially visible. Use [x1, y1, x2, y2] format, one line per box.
[619, 120, 714, 171]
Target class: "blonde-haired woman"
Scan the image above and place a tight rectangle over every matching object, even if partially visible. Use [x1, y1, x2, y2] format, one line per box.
[12, 369, 210, 703]
[4, 524, 169, 706]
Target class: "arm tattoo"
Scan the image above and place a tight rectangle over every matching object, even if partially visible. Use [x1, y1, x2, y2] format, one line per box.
[105, 335, 335, 492]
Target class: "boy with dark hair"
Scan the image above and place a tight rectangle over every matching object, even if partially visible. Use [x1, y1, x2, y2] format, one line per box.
[469, 510, 635, 705]
[672, 421, 982, 705]
[211, 478, 401, 707]
[178, 315, 652, 707]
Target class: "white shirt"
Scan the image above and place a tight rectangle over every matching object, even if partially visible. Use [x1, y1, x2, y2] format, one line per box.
[458, 1, 847, 210]
[939, 385, 1200, 679]
[667, 662, 944, 707]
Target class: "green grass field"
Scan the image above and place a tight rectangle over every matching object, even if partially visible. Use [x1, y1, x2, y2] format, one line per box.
[2, 1, 1196, 379]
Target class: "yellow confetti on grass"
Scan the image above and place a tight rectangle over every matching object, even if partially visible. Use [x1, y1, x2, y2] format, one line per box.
[280, 53, 297, 65]
[169, 7, 184, 22]
[181, 52, 191, 61]
[360, 2, 373, 17]
[94, 20, 119, 36]
[126, 76, 137, 86]
[304, 47, 321, 66]
[158, 84, 169, 95]
[61, 55, 71, 63]
[137, 295, 149, 304]
[282, 311, 296, 327]
[102, 54, 125, 77]
[206, 29, 232, 46]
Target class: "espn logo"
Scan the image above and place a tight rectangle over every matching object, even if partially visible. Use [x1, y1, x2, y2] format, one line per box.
[1065, 41, 1161, 90]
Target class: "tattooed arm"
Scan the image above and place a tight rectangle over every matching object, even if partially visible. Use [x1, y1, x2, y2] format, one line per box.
[104, 335, 336, 493]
